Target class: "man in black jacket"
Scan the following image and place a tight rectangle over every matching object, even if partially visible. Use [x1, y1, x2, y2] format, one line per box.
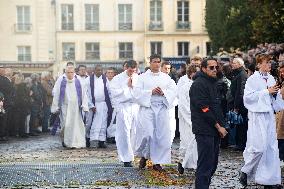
[230, 58, 248, 151]
[189, 57, 227, 189]
[0, 66, 14, 141]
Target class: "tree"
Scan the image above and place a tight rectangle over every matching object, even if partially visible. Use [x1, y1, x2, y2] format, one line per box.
[205, 0, 284, 54]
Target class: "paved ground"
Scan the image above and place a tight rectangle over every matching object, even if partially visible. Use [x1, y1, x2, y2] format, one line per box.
[0, 133, 281, 188]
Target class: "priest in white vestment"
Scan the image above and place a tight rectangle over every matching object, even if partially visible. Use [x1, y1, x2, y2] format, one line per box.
[86, 65, 112, 148]
[51, 65, 89, 148]
[240, 54, 284, 188]
[133, 54, 177, 172]
[109, 60, 139, 167]
[177, 65, 198, 174]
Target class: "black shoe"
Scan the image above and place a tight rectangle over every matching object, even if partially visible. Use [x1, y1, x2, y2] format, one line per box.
[177, 162, 184, 174]
[19, 134, 29, 138]
[86, 138, 90, 148]
[98, 141, 107, 148]
[62, 142, 67, 148]
[239, 171, 247, 187]
[153, 164, 165, 172]
[0, 136, 8, 141]
[42, 129, 50, 133]
[29, 132, 39, 136]
[110, 137, 116, 144]
[139, 157, 147, 169]
[124, 162, 133, 167]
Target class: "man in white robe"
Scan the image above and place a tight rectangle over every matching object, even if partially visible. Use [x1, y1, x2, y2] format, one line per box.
[240, 54, 284, 188]
[51, 65, 89, 148]
[52, 62, 75, 96]
[161, 61, 177, 143]
[86, 65, 112, 148]
[109, 60, 139, 167]
[177, 65, 198, 174]
[76, 65, 90, 147]
[133, 54, 177, 171]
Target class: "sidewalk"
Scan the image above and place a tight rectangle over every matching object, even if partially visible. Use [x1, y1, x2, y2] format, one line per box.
[0, 134, 274, 188]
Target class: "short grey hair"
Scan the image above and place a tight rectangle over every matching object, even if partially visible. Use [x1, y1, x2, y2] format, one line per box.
[41, 71, 51, 79]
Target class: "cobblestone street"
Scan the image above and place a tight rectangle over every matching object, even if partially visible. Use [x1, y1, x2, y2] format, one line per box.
[0, 134, 281, 188]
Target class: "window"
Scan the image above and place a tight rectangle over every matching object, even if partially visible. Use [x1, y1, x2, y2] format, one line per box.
[177, 42, 189, 56]
[85, 4, 99, 30]
[18, 46, 31, 61]
[62, 43, 75, 60]
[16, 6, 31, 31]
[61, 4, 74, 30]
[149, 0, 163, 30]
[86, 43, 100, 60]
[119, 43, 133, 59]
[177, 1, 190, 29]
[118, 4, 132, 30]
[150, 42, 162, 56]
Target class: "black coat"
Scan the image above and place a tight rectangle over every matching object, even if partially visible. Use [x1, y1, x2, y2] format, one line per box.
[189, 72, 225, 137]
[230, 67, 248, 114]
[0, 76, 14, 109]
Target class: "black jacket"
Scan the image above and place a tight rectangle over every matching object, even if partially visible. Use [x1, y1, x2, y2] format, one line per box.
[230, 67, 248, 114]
[0, 75, 14, 109]
[189, 72, 225, 137]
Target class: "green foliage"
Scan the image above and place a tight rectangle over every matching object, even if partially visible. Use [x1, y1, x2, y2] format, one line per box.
[205, 0, 284, 53]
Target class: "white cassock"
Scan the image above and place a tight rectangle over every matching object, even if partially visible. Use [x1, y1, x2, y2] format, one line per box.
[177, 76, 197, 169]
[241, 71, 284, 185]
[169, 99, 177, 143]
[51, 78, 88, 148]
[107, 109, 117, 138]
[109, 71, 139, 162]
[133, 70, 177, 164]
[86, 75, 109, 142]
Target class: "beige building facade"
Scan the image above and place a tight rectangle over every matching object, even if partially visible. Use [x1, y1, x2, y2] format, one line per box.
[0, 0, 209, 75]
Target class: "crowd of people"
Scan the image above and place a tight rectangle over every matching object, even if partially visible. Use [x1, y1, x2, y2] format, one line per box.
[0, 42, 284, 189]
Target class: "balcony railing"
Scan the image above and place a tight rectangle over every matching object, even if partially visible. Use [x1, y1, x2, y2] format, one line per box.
[18, 54, 31, 62]
[61, 22, 74, 30]
[149, 21, 163, 31]
[85, 22, 99, 31]
[86, 52, 100, 60]
[63, 52, 75, 61]
[176, 21, 191, 30]
[119, 23, 132, 31]
[14, 23, 32, 32]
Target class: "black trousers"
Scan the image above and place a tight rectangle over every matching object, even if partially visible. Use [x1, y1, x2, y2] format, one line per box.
[195, 134, 220, 189]
[0, 113, 7, 137]
[236, 113, 248, 149]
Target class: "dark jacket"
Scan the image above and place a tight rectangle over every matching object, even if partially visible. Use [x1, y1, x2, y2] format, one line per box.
[13, 83, 31, 115]
[0, 76, 14, 109]
[189, 72, 225, 137]
[230, 67, 248, 114]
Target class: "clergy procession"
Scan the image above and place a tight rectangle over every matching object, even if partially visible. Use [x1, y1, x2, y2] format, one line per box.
[1, 44, 284, 189]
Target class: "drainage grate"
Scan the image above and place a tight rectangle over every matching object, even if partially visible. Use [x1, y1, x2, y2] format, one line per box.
[0, 162, 143, 187]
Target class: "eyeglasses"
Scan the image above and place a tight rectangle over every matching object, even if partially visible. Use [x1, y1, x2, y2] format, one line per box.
[207, 66, 219, 71]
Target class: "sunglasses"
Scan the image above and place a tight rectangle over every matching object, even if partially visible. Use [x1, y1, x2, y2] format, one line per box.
[207, 66, 219, 71]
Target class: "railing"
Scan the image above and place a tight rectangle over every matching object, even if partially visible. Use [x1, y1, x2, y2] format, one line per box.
[85, 22, 99, 31]
[61, 23, 74, 30]
[119, 23, 132, 30]
[18, 54, 31, 62]
[14, 23, 32, 32]
[63, 53, 75, 61]
[149, 21, 163, 31]
[176, 21, 191, 30]
[86, 52, 100, 60]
